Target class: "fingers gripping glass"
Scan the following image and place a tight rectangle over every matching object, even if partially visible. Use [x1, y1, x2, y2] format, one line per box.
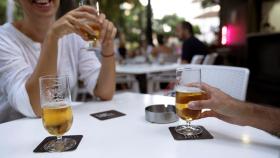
[79, 0, 101, 51]
[175, 67, 204, 137]
[39, 75, 76, 152]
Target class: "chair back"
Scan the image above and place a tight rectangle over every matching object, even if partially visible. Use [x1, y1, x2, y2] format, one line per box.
[190, 55, 204, 64]
[186, 65, 250, 101]
[202, 53, 218, 65]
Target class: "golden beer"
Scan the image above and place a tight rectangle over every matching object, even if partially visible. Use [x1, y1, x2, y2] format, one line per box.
[80, 24, 101, 42]
[176, 89, 204, 121]
[42, 105, 73, 136]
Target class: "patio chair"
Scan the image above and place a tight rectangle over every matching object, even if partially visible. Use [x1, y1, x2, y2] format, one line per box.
[153, 65, 250, 101]
[183, 65, 250, 101]
[202, 53, 218, 65]
[190, 55, 205, 64]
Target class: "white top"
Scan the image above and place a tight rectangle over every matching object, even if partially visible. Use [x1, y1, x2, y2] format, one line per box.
[0, 93, 279, 158]
[0, 23, 101, 123]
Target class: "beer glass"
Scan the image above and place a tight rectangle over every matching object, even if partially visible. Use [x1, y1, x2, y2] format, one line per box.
[175, 67, 204, 136]
[79, 0, 101, 51]
[39, 75, 76, 152]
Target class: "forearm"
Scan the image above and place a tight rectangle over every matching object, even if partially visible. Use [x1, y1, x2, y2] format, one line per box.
[94, 55, 115, 100]
[231, 99, 280, 133]
[247, 104, 280, 133]
[226, 100, 280, 133]
[26, 32, 59, 117]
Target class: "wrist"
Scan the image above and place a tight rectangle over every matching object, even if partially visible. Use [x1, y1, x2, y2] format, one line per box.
[101, 45, 115, 58]
[46, 28, 60, 41]
[101, 52, 115, 58]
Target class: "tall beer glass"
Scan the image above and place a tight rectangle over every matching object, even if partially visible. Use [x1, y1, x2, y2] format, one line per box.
[79, 0, 101, 51]
[40, 75, 76, 152]
[175, 67, 204, 136]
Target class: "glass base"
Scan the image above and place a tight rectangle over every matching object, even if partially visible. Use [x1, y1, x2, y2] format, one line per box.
[175, 125, 203, 137]
[43, 138, 76, 152]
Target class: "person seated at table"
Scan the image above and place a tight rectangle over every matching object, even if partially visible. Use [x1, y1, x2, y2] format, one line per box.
[117, 32, 127, 61]
[0, 0, 117, 123]
[176, 21, 209, 64]
[151, 34, 175, 63]
[188, 83, 280, 136]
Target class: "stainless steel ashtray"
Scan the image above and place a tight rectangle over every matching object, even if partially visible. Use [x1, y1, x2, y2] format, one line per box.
[145, 104, 179, 124]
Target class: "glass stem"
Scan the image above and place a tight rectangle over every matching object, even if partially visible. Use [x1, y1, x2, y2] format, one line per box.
[186, 120, 191, 127]
[57, 136, 63, 143]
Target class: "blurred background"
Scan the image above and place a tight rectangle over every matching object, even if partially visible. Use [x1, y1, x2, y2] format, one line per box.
[1, 0, 280, 106]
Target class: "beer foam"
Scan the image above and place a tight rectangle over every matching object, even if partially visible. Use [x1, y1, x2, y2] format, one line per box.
[176, 86, 201, 93]
[43, 101, 70, 108]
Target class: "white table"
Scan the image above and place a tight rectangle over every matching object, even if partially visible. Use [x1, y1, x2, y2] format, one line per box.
[1, 93, 280, 158]
[116, 63, 180, 75]
[116, 63, 180, 93]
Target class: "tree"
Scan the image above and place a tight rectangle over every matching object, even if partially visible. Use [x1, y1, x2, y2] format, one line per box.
[153, 14, 184, 36]
[0, 0, 7, 24]
[0, 0, 152, 47]
[201, 0, 219, 8]
[146, 0, 153, 45]
[153, 14, 201, 37]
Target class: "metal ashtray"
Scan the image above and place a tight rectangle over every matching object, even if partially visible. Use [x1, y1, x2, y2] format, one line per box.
[145, 104, 179, 124]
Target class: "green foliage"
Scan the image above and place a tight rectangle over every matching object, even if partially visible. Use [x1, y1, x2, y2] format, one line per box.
[0, 0, 7, 24]
[153, 14, 184, 36]
[153, 14, 201, 36]
[201, 0, 219, 8]
[193, 25, 201, 35]
[99, 0, 144, 42]
[14, 3, 23, 21]
[0, 0, 201, 43]
[0, 0, 23, 24]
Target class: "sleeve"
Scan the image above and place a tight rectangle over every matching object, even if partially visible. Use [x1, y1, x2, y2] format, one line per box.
[181, 41, 193, 62]
[77, 39, 101, 95]
[0, 43, 36, 117]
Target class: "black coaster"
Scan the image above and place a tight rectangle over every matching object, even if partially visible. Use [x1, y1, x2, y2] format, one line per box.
[33, 135, 83, 153]
[90, 110, 126, 121]
[169, 126, 213, 140]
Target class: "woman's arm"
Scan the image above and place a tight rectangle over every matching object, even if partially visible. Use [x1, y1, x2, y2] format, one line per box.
[93, 15, 117, 100]
[26, 6, 100, 117]
[25, 31, 59, 117]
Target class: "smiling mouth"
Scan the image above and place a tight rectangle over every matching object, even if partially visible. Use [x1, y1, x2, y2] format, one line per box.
[32, 0, 52, 5]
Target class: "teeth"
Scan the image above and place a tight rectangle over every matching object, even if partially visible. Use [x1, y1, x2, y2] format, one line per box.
[33, 0, 50, 4]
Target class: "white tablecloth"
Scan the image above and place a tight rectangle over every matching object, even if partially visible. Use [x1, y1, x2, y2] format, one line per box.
[0, 93, 279, 158]
[116, 63, 180, 75]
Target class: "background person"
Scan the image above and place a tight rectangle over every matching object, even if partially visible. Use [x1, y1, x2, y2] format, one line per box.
[176, 21, 209, 64]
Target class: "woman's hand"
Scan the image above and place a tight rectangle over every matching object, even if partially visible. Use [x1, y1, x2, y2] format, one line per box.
[98, 14, 117, 57]
[48, 6, 101, 40]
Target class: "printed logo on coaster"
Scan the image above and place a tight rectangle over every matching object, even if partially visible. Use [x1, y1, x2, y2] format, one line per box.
[90, 110, 126, 121]
[33, 135, 83, 153]
[169, 126, 213, 140]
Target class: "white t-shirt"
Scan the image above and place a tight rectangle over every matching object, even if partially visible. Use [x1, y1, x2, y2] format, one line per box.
[0, 23, 101, 123]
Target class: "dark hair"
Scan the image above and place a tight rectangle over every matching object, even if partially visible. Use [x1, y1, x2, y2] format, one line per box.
[181, 21, 194, 35]
[56, 0, 77, 18]
[157, 34, 164, 45]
